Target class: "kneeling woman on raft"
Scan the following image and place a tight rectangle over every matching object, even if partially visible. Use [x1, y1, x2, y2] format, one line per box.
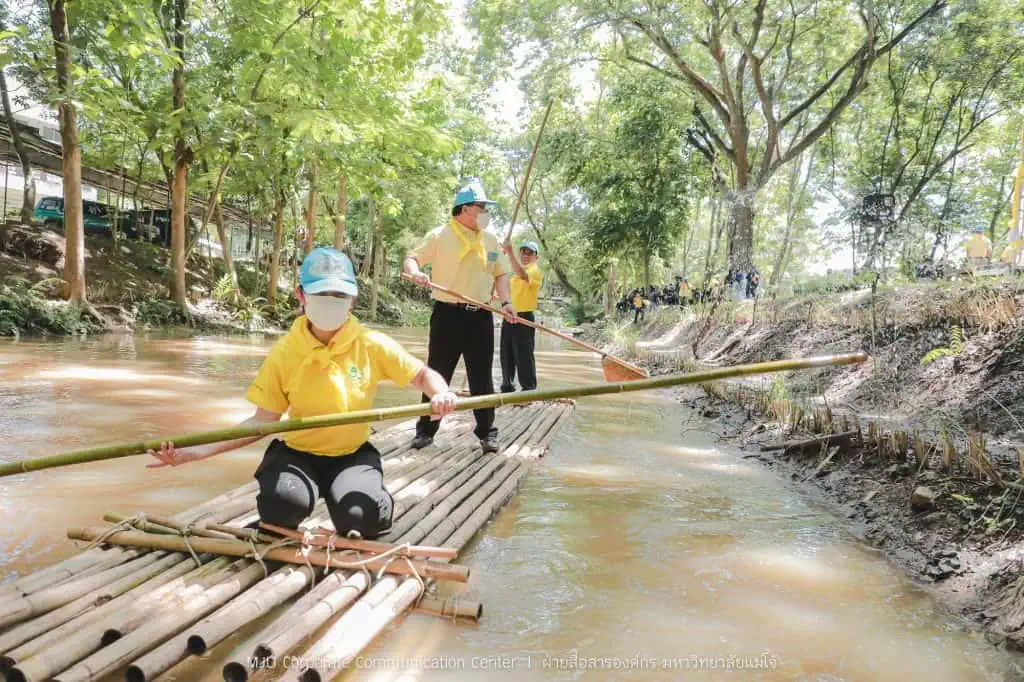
[147, 247, 458, 540]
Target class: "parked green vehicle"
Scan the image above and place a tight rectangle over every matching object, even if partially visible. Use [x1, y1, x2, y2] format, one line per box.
[34, 197, 114, 234]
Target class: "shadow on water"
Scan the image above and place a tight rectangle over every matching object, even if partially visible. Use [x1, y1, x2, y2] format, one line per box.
[1, 326, 1022, 681]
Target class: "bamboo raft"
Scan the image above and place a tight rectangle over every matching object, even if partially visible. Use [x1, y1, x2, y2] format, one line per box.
[0, 401, 573, 682]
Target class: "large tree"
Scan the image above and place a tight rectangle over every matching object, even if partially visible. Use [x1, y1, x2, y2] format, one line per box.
[474, 0, 949, 274]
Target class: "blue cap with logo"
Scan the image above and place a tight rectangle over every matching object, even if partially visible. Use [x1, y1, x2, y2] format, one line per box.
[300, 247, 359, 296]
[518, 240, 540, 254]
[453, 181, 497, 208]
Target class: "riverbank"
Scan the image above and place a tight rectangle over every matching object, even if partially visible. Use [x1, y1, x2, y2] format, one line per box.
[588, 280, 1024, 650]
[0, 223, 431, 336]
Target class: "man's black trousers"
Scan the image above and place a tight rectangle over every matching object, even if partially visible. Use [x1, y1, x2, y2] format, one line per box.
[416, 301, 497, 440]
[500, 311, 537, 392]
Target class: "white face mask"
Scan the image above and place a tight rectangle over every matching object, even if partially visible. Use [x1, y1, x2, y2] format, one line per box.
[475, 211, 490, 231]
[304, 294, 353, 331]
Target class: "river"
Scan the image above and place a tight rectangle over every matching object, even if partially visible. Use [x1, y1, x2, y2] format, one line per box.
[1, 327, 1020, 681]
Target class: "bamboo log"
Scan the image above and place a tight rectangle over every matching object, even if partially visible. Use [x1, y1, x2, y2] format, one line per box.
[0, 551, 173, 630]
[415, 596, 483, 621]
[49, 561, 268, 682]
[288, 578, 424, 682]
[249, 571, 371, 665]
[5, 557, 233, 681]
[0, 552, 185, 661]
[125, 565, 317, 682]
[0, 353, 868, 478]
[0, 556, 217, 671]
[65, 527, 470, 583]
[0, 482, 256, 604]
[183, 565, 316, 657]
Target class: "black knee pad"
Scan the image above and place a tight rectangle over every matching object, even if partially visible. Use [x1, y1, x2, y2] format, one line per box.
[257, 490, 312, 530]
[330, 491, 392, 539]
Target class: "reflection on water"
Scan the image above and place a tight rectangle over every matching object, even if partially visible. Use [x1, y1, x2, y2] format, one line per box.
[1, 326, 1021, 681]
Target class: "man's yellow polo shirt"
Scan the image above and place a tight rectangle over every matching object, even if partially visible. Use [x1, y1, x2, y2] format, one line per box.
[966, 234, 992, 258]
[511, 262, 542, 313]
[409, 219, 508, 303]
[246, 315, 424, 456]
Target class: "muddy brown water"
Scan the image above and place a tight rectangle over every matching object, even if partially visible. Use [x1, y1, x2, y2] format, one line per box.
[1, 327, 1021, 681]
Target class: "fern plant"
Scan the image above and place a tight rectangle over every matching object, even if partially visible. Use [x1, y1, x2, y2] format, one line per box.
[921, 326, 966, 365]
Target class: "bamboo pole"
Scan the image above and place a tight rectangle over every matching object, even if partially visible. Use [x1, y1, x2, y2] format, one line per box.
[3, 482, 258, 605]
[49, 560, 268, 682]
[125, 564, 318, 682]
[6, 557, 234, 681]
[65, 527, 471, 583]
[289, 578, 424, 682]
[0, 553, 186, 665]
[0, 551, 173, 630]
[503, 100, 553, 245]
[415, 596, 483, 621]
[0, 354, 868, 478]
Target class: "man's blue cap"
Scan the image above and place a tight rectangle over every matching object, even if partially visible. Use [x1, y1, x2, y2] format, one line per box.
[453, 181, 497, 208]
[300, 247, 358, 296]
[975, 225, 986, 232]
[518, 240, 540, 254]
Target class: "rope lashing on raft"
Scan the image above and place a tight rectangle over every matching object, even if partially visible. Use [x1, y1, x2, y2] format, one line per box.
[80, 513, 148, 552]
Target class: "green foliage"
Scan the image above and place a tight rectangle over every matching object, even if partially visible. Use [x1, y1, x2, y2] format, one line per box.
[921, 326, 967, 365]
[0, 280, 92, 336]
[133, 299, 190, 329]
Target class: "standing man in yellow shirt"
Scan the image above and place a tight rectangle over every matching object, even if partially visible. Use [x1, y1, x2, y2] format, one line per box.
[500, 240, 543, 393]
[146, 248, 458, 539]
[404, 181, 516, 453]
[965, 225, 992, 272]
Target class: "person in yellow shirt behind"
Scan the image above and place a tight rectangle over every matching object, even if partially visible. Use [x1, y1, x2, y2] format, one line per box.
[146, 248, 458, 539]
[404, 181, 515, 454]
[965, 225, 992, 272]
[500, 240, 543, 392]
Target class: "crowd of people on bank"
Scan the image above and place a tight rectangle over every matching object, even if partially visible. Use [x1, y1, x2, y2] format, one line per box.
[616, 268, 762, 323]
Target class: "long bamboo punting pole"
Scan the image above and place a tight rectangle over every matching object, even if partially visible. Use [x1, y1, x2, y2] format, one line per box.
[65, 527, 471, 583]
[0, 353, 868, 478]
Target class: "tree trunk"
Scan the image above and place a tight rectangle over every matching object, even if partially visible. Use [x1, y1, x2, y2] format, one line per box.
[305, 163, 318, 255]
[725, 190, 756, 273]
[681, 197, 700, 280]
[0, 67, 35, 225]
[49, 0, 86, 304]
[369, 207, 384, 320]
[642, 248, 651, 293]
[168, 0, 189, 312]
[333, 173, 347, 249]
[359, 198, 375, 277]
[702, 195, 720, 285]
[267, 191, 285, 305]
[604, 259, 616, 315]
[213, 202, 237, 295]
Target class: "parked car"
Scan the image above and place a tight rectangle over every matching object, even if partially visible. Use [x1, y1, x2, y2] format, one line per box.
[34, 197, 114, 234]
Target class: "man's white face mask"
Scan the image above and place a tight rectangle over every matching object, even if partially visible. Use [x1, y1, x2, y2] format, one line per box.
[475, 211, 490, 231]
[304, 294, 353, 331]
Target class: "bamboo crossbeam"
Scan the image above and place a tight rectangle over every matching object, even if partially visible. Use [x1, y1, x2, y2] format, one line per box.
[262, 523, 458, 559]
[415, 596, 483, 621]
[0, 353, 868, 478]
[65, 527, 471, 583]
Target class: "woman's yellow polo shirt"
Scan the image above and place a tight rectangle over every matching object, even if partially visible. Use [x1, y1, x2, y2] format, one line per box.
[246, 315, 424, 456]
